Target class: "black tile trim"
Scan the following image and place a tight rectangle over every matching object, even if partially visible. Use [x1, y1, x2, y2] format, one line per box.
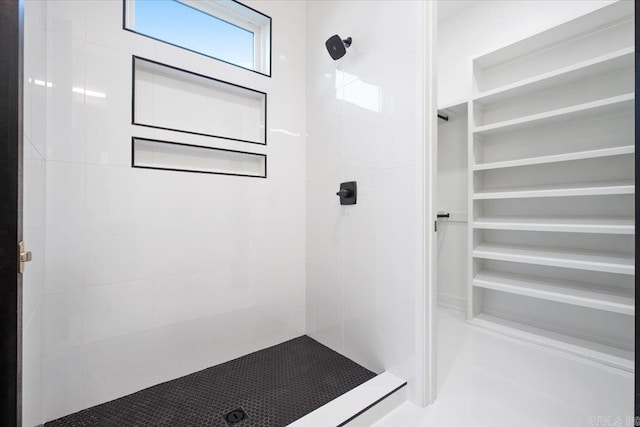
[131, 56, 268, 146]
[131, 136, 267, 178]
[336, 382, 407, 427]
[122, 0, 272, 78]
[0, 0, 22, 424]
[634, 0, 639, 420]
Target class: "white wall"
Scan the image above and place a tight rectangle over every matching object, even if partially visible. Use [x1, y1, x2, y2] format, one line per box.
[26, 0, 307, 423]
[305, 0, 427, 404]
[437, 0, 616, 107]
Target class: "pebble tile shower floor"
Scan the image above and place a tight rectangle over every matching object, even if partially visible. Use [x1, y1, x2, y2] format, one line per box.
[45, 336, 377, 426]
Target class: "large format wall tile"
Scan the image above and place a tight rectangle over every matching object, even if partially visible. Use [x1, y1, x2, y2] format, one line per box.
[305, 0, 424, 403]
[32, 1, 308, 422]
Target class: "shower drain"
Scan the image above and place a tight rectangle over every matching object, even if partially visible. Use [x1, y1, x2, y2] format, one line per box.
[224, 408, 247, 425]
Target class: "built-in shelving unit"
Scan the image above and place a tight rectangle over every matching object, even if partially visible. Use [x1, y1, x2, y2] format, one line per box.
[472, 47, 634, 105]
[467, 1, 635, 371]
[473, 271, 634, 315]
[473, 181, 635, 200]
[474, 145, 634, 171]
[473, 93, 634, 136]
[473, 243, 634, 275]
[473, 217, 634, 235]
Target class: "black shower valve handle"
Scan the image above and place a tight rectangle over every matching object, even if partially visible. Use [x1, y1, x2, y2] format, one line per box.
[336, 188, 352, 198]
[336, 181, 357, 205]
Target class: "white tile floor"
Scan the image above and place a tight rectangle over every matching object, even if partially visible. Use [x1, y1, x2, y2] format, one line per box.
[373, 308, 634, 427]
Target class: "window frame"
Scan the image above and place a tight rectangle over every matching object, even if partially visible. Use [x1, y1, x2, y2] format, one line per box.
[123, 0, 272, 77]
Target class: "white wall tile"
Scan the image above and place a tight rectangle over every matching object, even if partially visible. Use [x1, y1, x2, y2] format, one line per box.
[151, 172, 244, 277]
[255, 0, 306, 98]
[83, 0, 126, 50]
[45, 161, 84, 291]
[154, 267, 251, 328]
[266, 94, 306, 180]
[343, 267, 383, 373]
[152, 319, 212, 384]
[42, 346, 83, 422]
[45, 32, 85, 163]
[25, 0, 46, 31]
[24, 17, 47, 156]
[82, 331, 156, 408]
[34, 0, 308, 420]
[83, 165, 154, 286]
[307, 262, 343, 353]
[377, 166, 419, 281]
[305, 0, 424, 402]
[340, 176, 381, 273]
[378, 275, 415, 380]
[46, 0, 86, 39]
[306, 179, 343, 263]
[43, 290, 83, 353]
[209, 307, 259, 366]
[83, 279, 154, 343]
[84, 43, 131, 166]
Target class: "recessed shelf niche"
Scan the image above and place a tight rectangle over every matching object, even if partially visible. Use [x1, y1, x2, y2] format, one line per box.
[133, 56, 267, 145]
[132, 137, 266, 178]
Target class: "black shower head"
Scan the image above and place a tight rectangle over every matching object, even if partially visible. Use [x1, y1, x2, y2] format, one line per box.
[325, 35, 352, 60]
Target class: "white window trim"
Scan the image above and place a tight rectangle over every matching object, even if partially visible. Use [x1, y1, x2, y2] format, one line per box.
[124, 0, 271, 75]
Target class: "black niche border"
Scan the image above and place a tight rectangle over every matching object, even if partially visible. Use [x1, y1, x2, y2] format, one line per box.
[131, 136, 267, 179]
[131, 56, 268, 146]
[634, 0, 639, 421]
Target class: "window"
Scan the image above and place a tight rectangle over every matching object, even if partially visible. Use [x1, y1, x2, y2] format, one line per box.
[124, 0, 271, 76]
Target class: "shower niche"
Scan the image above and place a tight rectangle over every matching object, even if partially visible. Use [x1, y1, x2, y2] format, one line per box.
[132, 56, 267, 145]
[132, 137, 267, 178]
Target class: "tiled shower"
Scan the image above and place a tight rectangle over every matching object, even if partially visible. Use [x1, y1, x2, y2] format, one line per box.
[22, 0, 428, 425]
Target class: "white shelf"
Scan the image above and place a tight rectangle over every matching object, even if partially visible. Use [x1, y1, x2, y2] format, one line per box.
[470, 314, 633, 372]
[474, 47, 634, 105]
[473, 216, 634, 235]
[473, 93, 634, 136]
[473, 271, 634, 315]
[472, 1, 633, 70]
[473, 243, 634, 275]
[474, 146, 634, 171]
[474, 181, 634, 200]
